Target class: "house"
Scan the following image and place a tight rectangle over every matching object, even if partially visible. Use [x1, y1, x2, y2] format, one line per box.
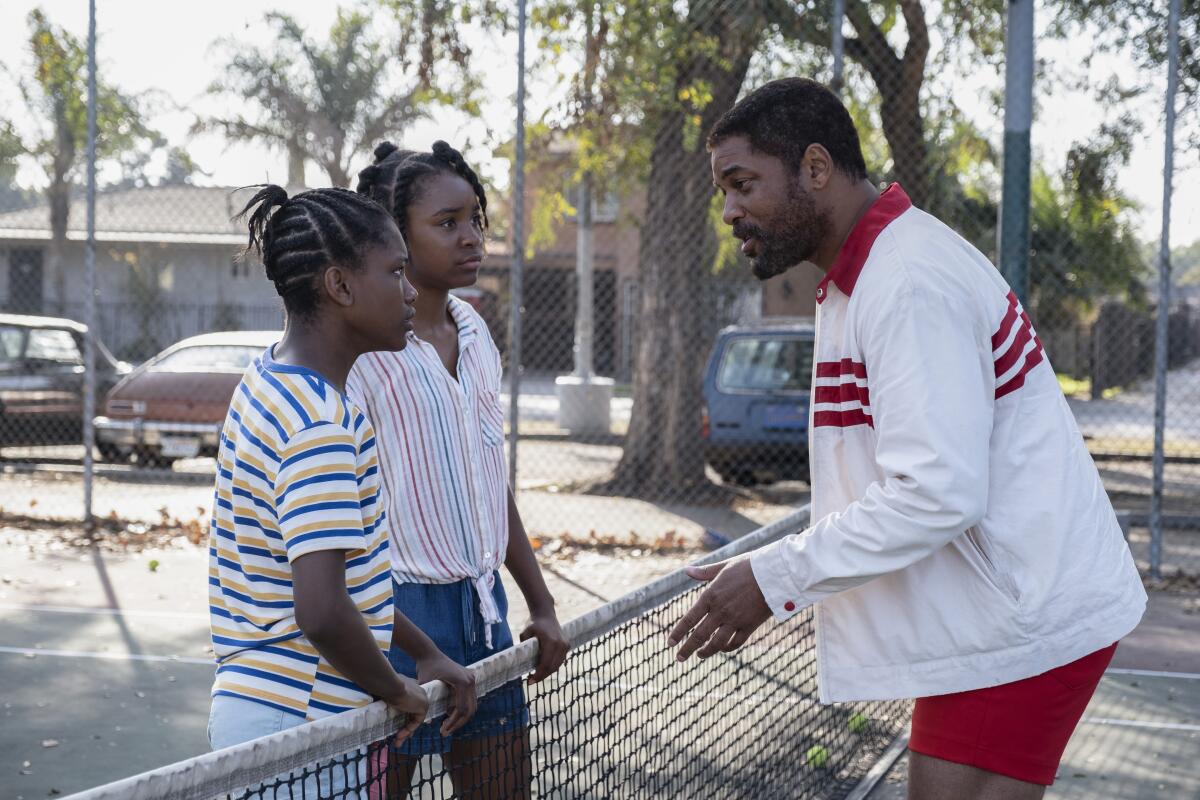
[0, 185, 283, 360]
[487, 147, 766, 381]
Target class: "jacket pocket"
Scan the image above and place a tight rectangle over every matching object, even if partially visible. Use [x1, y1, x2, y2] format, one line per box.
[963, 527, 1021, 605]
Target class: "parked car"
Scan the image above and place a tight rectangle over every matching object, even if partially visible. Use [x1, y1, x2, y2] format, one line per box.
[701, 318, 814, 486]
[94, 330, 280, 467]
[0, 313, 130, 450]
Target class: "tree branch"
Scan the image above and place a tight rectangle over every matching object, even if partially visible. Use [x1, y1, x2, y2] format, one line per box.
[897, 0, 930, 86]
[842, 0, 900, 82]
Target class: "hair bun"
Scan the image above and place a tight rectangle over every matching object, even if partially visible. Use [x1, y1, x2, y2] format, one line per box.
[373, 141, 400, 163]
[431, 140, 461, 163]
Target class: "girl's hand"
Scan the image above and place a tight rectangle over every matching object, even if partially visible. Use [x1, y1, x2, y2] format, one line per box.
[521, 611, 570, 683]
[382, 676, 428, 743]
[415, 652, 478, 735]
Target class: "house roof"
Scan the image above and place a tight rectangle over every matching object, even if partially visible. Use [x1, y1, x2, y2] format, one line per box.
[0, 185, 259, 245]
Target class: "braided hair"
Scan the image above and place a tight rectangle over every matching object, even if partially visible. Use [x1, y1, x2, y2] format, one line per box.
[355, 140, 488, 237]
[237, 185, 396, 319]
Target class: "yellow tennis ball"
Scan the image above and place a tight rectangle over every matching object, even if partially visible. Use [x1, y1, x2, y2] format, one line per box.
[806, 745, 829, 768]
[848, 713, 868, 733]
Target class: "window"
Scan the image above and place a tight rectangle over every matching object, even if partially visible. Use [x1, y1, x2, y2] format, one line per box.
[26, 328, 82, 365]
[0, 325, 25, 366]
[153, 345, 261, 372]
[564, 180, 619, 223]
[717, 337, 814, 394]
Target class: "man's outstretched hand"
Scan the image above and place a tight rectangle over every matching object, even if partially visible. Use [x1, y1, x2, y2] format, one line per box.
[667, 558, 773, 661]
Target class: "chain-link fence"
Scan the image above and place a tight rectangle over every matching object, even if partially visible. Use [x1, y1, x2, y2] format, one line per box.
[0, 0, 1196, 583]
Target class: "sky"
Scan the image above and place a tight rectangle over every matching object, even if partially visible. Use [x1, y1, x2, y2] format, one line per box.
[0, 0, 1194, 248]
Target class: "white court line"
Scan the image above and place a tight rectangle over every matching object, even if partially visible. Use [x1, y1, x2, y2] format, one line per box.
[1081, 717, 1200, 733]
[0, 602, 207, 621]
[0, 645, 211, 665]
[1106, 667, 1200, 681]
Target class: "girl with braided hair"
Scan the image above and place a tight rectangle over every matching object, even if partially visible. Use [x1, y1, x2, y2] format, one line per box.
[207, 185, 480, 795]
[349, 142, 568, 797]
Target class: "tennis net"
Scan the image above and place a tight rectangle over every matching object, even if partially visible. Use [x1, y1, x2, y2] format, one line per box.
[67, 506, 912, 799]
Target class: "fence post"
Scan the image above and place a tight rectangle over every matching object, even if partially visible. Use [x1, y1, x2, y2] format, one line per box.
[999, 0, 1034, 305]
[1150, 0, 1182, 581]
[507, 0, 527, 485]
[82, 0, 98, 530]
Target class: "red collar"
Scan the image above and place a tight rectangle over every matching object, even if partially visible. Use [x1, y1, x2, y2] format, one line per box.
[816, 183, 912, 303]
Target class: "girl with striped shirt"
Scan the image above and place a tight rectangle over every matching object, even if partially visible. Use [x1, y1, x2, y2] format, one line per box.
[208, 186, 478, 791]
[349, 142, 569, 796]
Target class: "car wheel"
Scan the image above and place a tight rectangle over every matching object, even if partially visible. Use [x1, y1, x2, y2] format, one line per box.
[134, 447, 178, 470]
[717, 467, 757, 487]
[97, 442, 127, 463]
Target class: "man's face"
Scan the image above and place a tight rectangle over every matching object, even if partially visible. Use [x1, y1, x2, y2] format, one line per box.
[710, 135, 830, 281]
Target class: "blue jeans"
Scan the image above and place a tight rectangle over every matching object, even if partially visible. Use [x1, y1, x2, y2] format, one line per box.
[208, 693, 367, 798]
[389, 574, 529, 755]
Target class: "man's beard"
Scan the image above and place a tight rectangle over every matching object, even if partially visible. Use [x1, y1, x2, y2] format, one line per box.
[735, 182, 830, 281]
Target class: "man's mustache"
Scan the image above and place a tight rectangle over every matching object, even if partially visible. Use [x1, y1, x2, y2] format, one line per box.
[732, 221, 764, 242]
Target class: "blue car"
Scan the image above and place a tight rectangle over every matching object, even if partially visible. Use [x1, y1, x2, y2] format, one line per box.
[702, 318, 814, 486]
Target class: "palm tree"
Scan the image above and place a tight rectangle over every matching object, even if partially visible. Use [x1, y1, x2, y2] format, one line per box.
[199, 8, 471, 188]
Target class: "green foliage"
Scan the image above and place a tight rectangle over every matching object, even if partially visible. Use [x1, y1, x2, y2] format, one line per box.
[1029, 122, 1148, 319]
[1173, 239, 1200, 285]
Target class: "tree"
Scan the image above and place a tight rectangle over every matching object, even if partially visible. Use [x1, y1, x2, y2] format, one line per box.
[200, 6, 479, 188]
[530, 0, 1155, 496]
[1054, 0, 1200, 150]
[0, 121, 36, 211]
[10, 9, 160, 307]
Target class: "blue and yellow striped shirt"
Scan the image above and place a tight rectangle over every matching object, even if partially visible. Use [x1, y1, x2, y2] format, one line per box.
[208, 346, 392, 720]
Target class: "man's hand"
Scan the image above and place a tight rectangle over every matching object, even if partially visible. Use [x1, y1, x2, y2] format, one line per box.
[667, 558, 773, 661]
[520, 610, 570, 684]
[415, 652, 477, 736]
[382, 676, 429, 744]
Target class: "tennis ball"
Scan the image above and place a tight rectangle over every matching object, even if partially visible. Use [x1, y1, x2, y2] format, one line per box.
[806, 745, 829, 768]
[848, 713, 868, 733]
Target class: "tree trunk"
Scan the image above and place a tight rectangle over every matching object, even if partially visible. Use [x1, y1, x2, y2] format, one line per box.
[46, 118, 73, 311]
[286, 140, 306, 192]
[876, 75, 929, 206]
[843, 0, 931, 206]
[609, 12, 760, 496]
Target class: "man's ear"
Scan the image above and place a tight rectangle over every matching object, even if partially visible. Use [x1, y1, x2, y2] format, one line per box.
[803, 143, 834, 191]
[322, 264, 355, 309]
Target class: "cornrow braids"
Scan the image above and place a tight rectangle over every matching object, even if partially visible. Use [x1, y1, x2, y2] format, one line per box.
[355, 140, 489, 237]
[237, 184, 395, 319]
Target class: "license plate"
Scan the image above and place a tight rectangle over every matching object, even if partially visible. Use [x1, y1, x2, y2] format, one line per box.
[160, 435, 201, 459]
[763, 404, 806, 429]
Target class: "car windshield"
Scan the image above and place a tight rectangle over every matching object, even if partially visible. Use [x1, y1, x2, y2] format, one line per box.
[717, 336, 814, 393]
[153, 344, 261, 372]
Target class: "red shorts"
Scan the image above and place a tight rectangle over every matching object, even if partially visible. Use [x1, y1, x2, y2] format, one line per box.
[909, 643, 1117, 785]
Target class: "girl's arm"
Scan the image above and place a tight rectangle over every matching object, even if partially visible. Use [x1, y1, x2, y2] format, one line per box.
[504, 489, 570, 682]
[292, 551, 426, 738]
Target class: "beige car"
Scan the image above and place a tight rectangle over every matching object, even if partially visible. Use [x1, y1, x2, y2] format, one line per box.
[94, 330, 279, 467]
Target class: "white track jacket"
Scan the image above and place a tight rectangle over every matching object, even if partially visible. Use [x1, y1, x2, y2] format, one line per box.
[750, 184, 1146, 703]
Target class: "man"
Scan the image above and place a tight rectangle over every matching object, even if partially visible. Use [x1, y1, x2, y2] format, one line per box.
[667, 78, 1146, 799]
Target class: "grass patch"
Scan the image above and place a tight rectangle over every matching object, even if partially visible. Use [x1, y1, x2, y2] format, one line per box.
[1057, 374, 1123, 400]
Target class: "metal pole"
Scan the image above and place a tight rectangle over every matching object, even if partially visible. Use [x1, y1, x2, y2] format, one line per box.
[1149, 0, 1181, 581]
[507, 0, 527, 484]
[574, 172, 595, 378]
[830, 0, 845, 98]
[83, 0, 98, 530]
[999, 0, 1033, 305]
